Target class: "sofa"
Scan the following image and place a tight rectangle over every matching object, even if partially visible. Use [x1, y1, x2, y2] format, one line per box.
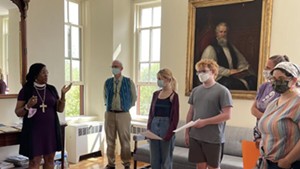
[133, 121, 253, 169]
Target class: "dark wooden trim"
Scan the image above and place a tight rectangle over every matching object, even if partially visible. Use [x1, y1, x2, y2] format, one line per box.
[79, 151, 102, 161]
[11, 0, 29, 86]
[0, 131, 19, 146]
[80, 85, 84, 115]
[0, 94, 18, 99]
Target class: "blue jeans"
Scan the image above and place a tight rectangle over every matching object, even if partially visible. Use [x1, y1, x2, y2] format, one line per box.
[267, 160, 300, 169]
[149, 117, 175, 169]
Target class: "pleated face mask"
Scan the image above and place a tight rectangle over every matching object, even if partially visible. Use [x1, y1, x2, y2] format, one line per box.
[198, 72, 210, 83]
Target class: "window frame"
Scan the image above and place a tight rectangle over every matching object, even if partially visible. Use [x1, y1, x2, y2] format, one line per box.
[64, 0, 84, 116]
[134, 1, 162, 117]
[2, 17, 9, 83]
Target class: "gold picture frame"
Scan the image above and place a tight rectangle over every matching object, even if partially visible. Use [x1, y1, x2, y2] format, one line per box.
[185, 0, 273, 99]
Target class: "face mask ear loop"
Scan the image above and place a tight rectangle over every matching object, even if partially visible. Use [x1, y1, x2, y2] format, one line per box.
[288, 81, 293, 92]
[289, 78, 298, 91]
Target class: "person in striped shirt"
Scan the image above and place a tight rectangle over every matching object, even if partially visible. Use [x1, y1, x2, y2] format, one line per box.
[251, 55, 289, 145]
[258, 61, 300, 169]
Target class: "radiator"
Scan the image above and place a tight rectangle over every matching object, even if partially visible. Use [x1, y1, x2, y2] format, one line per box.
[130, 122, 147, 151]
[66, 121, 103, 163]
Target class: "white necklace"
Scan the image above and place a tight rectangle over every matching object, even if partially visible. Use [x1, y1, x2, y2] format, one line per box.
[34, 86, 47, 113]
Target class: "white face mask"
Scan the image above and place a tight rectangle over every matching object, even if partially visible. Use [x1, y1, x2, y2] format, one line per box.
[263, 69, 271, 80]
[198, 72, 210, 83]
[112, 68, 121, 75]
[157, 80, 164, 88]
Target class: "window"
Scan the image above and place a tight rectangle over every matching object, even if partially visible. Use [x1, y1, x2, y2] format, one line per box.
[64, 0, 83, 116]
[135, 2, 161, 116]
[1, 17, 8, 84]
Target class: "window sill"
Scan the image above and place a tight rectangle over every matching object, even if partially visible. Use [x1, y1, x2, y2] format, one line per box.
[65, 115, 99, 124]
[131, 115, 147, 128]
[131, 115, 148, 124]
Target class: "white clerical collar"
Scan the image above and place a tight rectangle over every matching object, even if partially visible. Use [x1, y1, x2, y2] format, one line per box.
[34, 82, 46, 88]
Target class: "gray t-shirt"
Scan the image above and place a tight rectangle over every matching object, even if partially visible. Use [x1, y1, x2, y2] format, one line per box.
[188, 82, 233, 143]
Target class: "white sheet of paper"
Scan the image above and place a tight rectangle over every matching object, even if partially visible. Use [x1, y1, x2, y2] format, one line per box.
[173, 120, 198, 133]
[140, 130, 163, 140]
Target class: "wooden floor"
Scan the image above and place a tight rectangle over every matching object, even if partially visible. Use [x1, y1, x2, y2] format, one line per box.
[69, 154, 150, 169]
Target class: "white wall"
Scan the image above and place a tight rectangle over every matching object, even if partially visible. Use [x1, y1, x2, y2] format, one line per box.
[269, 0, 300, 60]
[113, 0, 133, 76]
[84, 0, 113, 120]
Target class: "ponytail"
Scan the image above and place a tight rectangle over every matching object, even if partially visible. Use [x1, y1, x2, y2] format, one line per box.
[170, 76, 178, 92]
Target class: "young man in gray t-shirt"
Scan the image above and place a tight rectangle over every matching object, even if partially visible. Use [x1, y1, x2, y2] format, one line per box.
[185, 59, 233, 169]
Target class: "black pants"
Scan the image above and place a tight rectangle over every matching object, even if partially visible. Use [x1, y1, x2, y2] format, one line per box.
[267, 160, 300, 169]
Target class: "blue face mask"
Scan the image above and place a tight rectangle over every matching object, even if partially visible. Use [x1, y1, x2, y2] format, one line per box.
[157, 80, 164, 88]
[112, 68, 121, 75]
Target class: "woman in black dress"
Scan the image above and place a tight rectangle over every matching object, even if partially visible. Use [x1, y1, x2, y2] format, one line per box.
[15, 63, 71, 169]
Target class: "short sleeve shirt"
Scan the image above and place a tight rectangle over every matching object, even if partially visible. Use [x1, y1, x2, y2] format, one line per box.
[188, 82, 233, 143]
[255, 82, 280, 113]
[258, 95, 300, 161]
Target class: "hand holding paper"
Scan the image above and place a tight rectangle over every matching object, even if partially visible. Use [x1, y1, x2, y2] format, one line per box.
[173, 120, 199, 133]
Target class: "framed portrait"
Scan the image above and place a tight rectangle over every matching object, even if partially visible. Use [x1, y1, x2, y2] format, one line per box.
[185, 0, 273, 99]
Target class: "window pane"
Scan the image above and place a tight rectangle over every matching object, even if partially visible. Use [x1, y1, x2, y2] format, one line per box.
[65, 60, 70, 82]
[153, 7, 161, 27]
[65, 85, 80, 116]
[141, 8, 152, 28]
[139, 63, 149, 82]
[138, 85, 157, 116]
[64, 0, 68, 22]
[3, 18, 8, 34]
[140, 30, 150, 62]
[65, 25, 70, 58]
[71, 26, 80, 59]
[150, 63, 160, 82]
[69, 1, 79, 25]
[3, 18, 8, 80]
[151, 28, 161, 62]
[72, 60, 80, 81]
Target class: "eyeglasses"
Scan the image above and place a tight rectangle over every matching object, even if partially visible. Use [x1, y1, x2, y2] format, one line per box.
[269, 76, 292, 83]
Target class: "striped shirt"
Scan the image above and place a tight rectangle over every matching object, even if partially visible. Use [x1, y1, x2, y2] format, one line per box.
[258, 94, 300, 162]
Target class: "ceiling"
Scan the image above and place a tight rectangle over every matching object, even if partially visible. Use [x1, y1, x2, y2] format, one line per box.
[0, 1, 17, 16]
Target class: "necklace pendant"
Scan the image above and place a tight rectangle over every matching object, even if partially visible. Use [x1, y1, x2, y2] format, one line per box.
[34, 86, 47, 113]
[40, 102, 47, 113]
